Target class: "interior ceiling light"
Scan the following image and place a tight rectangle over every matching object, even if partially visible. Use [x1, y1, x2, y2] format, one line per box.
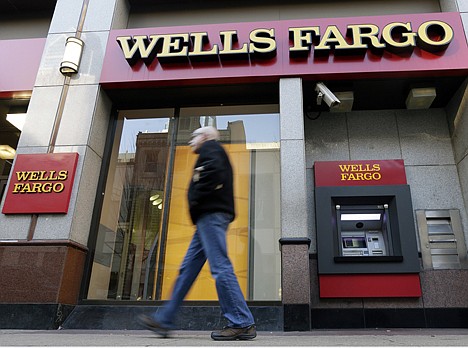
[11, 92, 32, 99]
[406, 87, 436, 109]
[6, 113, 27, 131]
[0, 145, 16, 160]
[330, 91, 354, 113]
[150, 194, 164, 209]
[152, 198, 163, 205]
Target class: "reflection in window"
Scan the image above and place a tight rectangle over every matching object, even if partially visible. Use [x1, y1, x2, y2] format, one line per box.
[162, 106, 281, 300]
[87, 105, 281, 301]
[88, 115, 171, 300]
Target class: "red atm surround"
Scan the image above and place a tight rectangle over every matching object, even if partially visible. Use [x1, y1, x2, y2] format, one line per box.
[315, 160, 421, 298]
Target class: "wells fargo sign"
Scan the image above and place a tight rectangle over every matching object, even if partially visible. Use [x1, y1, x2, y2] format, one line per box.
[314, 159, 407, 187]
[2, 153, 79, 214]
[100, 12, 468, 87]
[116, 20, 452, 65]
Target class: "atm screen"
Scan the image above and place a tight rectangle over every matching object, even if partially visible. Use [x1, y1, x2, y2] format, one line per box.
[342, 236, 367, 249]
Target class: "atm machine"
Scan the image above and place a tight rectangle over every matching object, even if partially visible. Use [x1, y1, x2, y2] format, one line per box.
[337, 204, 389, 257]
[314, 160, 421, 298]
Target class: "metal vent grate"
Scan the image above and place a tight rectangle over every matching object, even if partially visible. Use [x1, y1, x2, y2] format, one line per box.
[416, 210, 468, 270]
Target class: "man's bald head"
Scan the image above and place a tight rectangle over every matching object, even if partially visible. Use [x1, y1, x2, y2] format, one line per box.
[189, 126, 220, 153]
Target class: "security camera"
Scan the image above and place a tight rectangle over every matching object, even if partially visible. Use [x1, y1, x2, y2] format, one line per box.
[315, 82, 341, 108]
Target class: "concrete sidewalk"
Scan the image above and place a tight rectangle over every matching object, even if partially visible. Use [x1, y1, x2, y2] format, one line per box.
[1, 328, 468, 346]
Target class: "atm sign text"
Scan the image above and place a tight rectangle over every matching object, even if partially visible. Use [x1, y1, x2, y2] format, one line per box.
[339, 164, 382, 182]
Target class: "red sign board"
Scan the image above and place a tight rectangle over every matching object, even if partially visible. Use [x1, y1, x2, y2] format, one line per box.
[2, 153, 79, 214]
[314, 159, 407, 187]
[319, 274, 421, 298]
[100, 12, 468, 88]
[0, 38, 46, 97]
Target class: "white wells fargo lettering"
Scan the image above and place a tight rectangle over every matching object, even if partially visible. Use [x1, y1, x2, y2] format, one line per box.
[339, 164, 382, 181]
[289, 20, 453, 57]
[116, 19, 453, 65]
[12, 170, 69, 194]
[117, 28, 277, 65]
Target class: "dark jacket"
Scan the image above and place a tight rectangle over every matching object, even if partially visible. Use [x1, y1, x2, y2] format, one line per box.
[187, 140, 235, 224]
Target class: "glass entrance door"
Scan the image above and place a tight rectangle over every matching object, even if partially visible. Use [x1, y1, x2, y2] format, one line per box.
[86, 105, 281, 301]
[87, 110, 172, 300]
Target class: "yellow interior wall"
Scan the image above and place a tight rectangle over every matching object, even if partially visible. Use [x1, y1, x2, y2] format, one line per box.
[160, 143, 250, 300]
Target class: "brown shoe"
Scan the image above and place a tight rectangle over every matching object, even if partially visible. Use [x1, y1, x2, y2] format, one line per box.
[211, 325, 257, 341]
[137, 314, 170, 338]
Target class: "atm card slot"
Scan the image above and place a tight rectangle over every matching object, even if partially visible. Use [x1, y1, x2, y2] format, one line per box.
[342, 250, 365, 256]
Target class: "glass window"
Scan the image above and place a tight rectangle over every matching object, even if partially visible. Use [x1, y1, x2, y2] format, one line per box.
[86, 105, 281, 301]
[87, 110, 172, 300]
[0, 99, 28, 201]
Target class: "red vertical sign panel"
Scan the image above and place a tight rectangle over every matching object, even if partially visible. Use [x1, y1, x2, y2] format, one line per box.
[2, 153, 79, 214]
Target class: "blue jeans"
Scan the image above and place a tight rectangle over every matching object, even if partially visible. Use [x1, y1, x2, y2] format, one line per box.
[153, 212, 255, 329]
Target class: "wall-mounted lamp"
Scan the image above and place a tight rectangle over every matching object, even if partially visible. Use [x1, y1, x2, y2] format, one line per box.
[406, 87, 436, 109]
[330, 91, 354, 113]
[59, 37, 84, 75]
[6, 113, 27, 131]
[0, 145, 16, 160]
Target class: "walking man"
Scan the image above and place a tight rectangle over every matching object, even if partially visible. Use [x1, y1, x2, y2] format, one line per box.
[138, 126, 256, 341]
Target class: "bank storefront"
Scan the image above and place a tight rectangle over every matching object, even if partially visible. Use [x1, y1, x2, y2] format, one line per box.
[1, 1, 468, 331]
